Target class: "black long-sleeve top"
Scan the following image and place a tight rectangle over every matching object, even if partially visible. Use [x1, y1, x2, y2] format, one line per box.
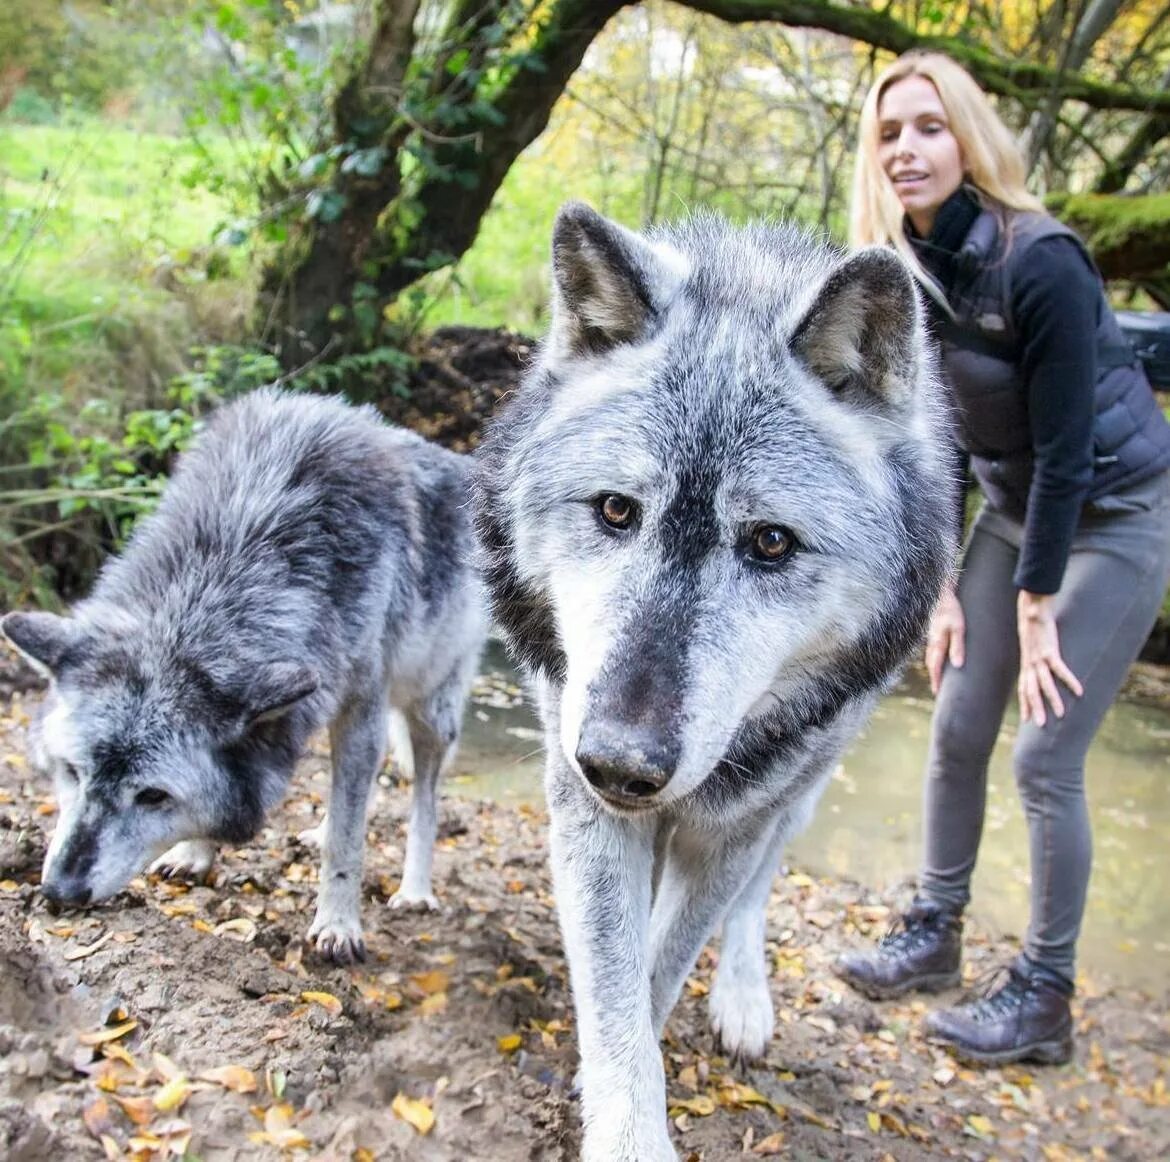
[910, 190, 1100, 594]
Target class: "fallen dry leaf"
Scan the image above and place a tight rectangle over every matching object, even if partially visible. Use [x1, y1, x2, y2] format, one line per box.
[392, 1092, 436, 1136]
[965, 1114, 995, 1139]
[65, 931, 114, 961]
[154, 1075, 191, 1112]
[419, 992, 448, 1016]
[248, 1103, 311, 1150]
[79, 1020, 138, 1047]
[717, 1081, 773, 1110]
[752, 1132, 787, 1155]
[114, 1093, 156, 1126]
[410, 970, 450, 995]
[498, 1033, 522, 1053]
[102, 1043, 140, 1069]
[214, 916, 257, 942]
[301, 990, 342, 1017]
[83, 1097, 114, 1139]
[199, 1064, 258, 1093]
[669, 1095, 716, 1117]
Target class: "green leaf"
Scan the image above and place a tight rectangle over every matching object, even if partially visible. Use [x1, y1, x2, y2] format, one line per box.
[340, 147, 388, 177]
[445, 48, 471, 75]
[306, 189, 347, 222]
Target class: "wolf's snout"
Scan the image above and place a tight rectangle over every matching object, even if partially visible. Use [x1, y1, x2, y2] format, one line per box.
[575, 723, 675, 806]
[41, 877, 93, 907]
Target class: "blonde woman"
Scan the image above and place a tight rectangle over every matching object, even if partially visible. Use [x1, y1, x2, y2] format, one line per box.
[835, 51, 1170, 1065]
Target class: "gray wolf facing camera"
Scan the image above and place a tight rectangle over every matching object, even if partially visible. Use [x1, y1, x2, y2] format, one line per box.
[474, 204, 955, 1160]
[3, 388, 487, 963]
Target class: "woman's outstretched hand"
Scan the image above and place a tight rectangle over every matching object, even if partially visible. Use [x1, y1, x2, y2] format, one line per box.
[1017, 590, 1084, 726]
[926, 584, 966, 696]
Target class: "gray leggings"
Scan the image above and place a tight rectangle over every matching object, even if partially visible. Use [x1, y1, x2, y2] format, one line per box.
[920, 470, 1170, 980]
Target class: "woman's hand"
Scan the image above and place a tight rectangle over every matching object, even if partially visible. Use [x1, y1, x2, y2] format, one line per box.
[925, 583, 965, 696]
[1016, 590, 1083, 726]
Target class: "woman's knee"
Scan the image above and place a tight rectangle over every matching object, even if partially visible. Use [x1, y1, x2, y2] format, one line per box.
[929, 689, 1001, 769]
[1012, 734, 1085, 803]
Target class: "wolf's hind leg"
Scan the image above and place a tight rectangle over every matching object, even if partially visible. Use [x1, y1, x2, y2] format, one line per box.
[297, 709, 412, 848]
[308, 696, 386, 964]
[150, 838, 216, 880]
[389, 685, 461, 912]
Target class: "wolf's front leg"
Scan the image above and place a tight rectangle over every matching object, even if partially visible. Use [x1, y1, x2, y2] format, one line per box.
[308, 696, 386, 964]
[647, 819, 777, 1058]
[547, 762, 675, 1162]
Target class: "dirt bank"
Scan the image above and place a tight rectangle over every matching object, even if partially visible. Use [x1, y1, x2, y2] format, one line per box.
[2, 664, 1169, 1162]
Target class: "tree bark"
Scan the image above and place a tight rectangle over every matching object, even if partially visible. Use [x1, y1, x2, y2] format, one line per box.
[1048, 191, 1170, 303]
[680, 0, 1170, 115]
[260, 0, 623, 366]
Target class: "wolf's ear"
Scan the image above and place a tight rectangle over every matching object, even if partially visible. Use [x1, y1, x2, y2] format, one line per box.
[549, 201, 689, 359]
[243, 662, 319, 725]
[790, 247, 922, 407]
[1, 611, 78, 677]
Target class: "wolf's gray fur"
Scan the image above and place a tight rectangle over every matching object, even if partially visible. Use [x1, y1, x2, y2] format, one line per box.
[3, 388, 487, 963]
[474, 204, 956, 1160]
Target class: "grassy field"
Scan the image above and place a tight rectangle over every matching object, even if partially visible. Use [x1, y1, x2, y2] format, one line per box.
[0, 119, 246, 413]
[0, 114, 648, 406]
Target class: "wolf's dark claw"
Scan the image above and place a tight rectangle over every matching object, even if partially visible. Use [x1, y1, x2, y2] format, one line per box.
[313, 929, 366, 965]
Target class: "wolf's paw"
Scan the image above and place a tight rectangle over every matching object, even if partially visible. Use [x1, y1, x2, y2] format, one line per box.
[307, 915, 366, 965]
[709, 973, 774, 1065]
[150, 839, 215, 880]
[296, 820, 326, 848]
[582, 1121, 676, 1162]
[388, 887, 440, 913]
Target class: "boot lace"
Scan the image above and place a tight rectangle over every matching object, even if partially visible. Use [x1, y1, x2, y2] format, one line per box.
[876, 909, 947, 957]
[957, 965, 1030, 1022]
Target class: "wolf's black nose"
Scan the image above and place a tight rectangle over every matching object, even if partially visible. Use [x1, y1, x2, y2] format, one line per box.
[42, 879, 92, 907]
[576, 726, 674, 805]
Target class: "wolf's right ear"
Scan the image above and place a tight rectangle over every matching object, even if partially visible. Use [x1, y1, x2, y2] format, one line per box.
[243, 662, 319, 725]
[790, 247, 922, 408]
[1, 611, 77, 677]
[549, 201, 689, 360]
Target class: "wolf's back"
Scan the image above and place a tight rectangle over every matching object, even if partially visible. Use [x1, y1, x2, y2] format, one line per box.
[87, 389, 468, 669]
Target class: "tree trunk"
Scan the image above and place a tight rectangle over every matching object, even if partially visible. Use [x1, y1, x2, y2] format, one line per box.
[1048, 191, 1170, 305]
[259, 0, 623, 367]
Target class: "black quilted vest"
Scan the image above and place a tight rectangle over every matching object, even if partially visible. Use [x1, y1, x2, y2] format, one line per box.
[931, 209, 1170, 517]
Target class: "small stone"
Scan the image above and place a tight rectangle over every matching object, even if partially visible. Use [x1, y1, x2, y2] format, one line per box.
[23, 1049, 49, 1080]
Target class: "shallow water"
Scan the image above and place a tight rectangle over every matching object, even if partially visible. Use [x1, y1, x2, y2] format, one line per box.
[449, 643, 1170, 993]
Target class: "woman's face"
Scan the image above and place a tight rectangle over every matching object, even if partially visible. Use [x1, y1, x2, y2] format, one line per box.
[876, 75, 965, 237]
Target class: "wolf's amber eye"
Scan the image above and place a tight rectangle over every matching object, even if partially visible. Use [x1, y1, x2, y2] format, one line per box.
[136, 787, 171, 807]
[752, 525, 796, 562]
[598, 494, 637, 530]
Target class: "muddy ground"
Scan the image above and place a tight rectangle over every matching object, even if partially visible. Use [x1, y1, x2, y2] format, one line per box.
[1, 647, 1169, 1162]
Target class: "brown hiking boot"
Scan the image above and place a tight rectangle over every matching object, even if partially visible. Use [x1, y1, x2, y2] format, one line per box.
[923, 956, 1074, 1066]
[834, 899, 962, 1000]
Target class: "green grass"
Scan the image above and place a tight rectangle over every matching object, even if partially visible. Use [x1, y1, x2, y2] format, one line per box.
[0, 118, 244, 419]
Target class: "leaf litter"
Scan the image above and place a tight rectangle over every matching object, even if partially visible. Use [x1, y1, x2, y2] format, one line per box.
[1, 655, 1169, 1160]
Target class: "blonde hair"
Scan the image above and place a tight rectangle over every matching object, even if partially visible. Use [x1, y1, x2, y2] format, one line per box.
[850, 52, 1045, 294]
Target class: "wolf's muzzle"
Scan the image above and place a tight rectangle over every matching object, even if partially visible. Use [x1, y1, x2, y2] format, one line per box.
[575, 722, 676, 807]
[41, 876, 93, 907]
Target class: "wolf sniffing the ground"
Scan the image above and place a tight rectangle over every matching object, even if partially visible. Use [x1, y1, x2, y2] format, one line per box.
[2, 388, 488, 964]
[474, 203, 956, 1160]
